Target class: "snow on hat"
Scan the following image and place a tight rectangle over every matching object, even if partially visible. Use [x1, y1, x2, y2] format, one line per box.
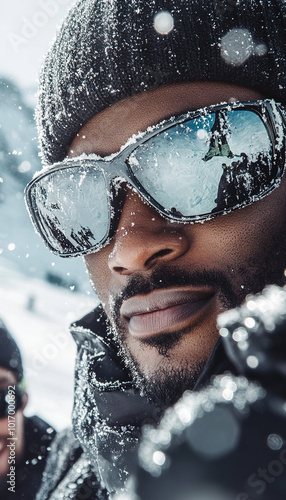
[0, 319, 23, 382]
[37, 0, 286, 165]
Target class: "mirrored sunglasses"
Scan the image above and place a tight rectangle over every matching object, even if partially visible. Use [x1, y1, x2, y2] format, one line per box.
[25, 99, 286, 257]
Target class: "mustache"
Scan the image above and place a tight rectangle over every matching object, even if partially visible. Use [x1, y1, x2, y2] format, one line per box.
[110, 266, 240, 320]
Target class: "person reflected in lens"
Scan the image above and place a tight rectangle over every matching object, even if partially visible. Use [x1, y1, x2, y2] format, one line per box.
[0, 320, 56, 500]
[203, 110, 234, 162]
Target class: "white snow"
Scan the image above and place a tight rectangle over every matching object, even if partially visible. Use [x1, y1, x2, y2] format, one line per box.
[0, 1, 72, 103]
[153, 11, 174, 35]
[0, 256, 98, 431]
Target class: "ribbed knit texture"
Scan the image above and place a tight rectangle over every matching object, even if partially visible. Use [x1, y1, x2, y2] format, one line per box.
[37, 0, 286, 165]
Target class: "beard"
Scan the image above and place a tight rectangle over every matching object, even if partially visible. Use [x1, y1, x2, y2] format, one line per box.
[106, 233, 286, 409]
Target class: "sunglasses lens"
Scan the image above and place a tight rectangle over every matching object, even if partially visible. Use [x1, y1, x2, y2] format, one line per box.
[29, 166, 110, 256]
[128, 109, 274, 218]
[27, 103, 283, 257]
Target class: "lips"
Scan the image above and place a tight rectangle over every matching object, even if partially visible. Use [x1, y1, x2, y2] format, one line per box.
[120, 287, 215, 338]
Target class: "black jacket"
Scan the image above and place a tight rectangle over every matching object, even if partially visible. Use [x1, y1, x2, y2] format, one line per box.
[36, 304, 235, 500]
[0, 415, 56, 500]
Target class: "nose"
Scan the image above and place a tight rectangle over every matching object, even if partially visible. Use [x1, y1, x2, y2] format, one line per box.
[108, 189, 190, 275]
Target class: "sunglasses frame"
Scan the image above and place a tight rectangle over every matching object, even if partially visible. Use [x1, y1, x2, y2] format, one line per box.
[25, 99, 286, 257]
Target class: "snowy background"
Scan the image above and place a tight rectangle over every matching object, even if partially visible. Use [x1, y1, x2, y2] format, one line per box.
[0, 0, 98, 430]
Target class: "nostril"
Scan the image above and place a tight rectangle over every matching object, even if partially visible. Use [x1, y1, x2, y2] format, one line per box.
[112, 249, 174, 274]
[145, 248, 173, 267]
[113, 266, 126, 274]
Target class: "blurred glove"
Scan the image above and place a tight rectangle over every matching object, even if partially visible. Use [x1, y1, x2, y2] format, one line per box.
[120, 285, 286, 500]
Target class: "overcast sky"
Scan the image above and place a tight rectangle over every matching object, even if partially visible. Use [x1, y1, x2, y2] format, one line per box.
[1, 0, 72, 100]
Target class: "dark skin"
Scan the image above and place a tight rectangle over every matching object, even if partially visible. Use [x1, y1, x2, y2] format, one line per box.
[69, 82, 286, 405]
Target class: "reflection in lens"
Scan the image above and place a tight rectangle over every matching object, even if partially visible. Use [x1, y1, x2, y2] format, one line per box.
[203, 110, 234, 162]
[128, 109, 272, 218]
[215, 110, 273, 213]
[31, 166, 110, 255]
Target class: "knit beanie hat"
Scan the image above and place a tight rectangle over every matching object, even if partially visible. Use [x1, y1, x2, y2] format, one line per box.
[0, 319, 23, 383]
[37, 0, 286, 166]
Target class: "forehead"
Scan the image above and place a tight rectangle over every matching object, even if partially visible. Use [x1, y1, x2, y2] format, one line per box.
[68, 81, 264, 158]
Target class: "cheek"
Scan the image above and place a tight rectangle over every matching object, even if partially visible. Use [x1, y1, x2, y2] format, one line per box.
[197, 191, 286, 266]
[84, 249, 112, 303]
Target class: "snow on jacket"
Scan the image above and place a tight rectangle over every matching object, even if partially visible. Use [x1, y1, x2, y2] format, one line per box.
[36, 304, 235, 499]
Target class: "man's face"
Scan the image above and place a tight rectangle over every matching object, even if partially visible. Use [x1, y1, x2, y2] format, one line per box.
[69, 82, 286, 406]
[0, 368, 25, 478]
